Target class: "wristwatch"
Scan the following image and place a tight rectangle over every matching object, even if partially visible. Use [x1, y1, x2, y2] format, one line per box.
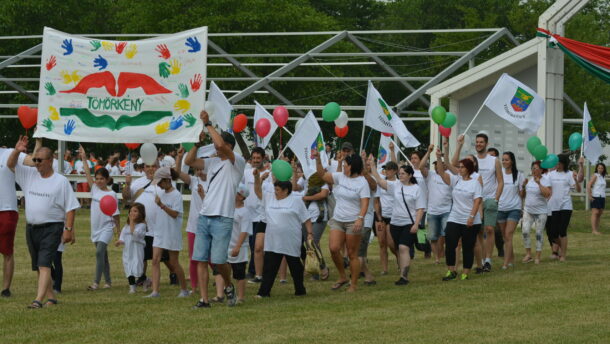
[357, 215, 364, 219]
[64, 227, 73, 232]
[204, 122, 213, 127]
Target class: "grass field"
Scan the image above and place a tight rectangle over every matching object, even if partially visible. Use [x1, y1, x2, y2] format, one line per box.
[2, 206, 610, 344]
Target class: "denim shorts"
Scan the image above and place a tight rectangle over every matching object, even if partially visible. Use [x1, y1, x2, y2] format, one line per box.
[192, 215, 233, 264]
[496, 209, 522, 223]
[427, 212, 449, 241]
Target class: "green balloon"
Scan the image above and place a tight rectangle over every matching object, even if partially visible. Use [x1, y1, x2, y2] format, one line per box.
[526, 136, 542, 155]
[540, 154, 559, 169]
[181, 142, 195, 152]
[431, 106, 446, 125]
[322, 102, 341, 122]
[533, 144, 548, 160]
[272, 160, 293, 182]
[568, 132, 583, 151]
[441, 112, 456, 128]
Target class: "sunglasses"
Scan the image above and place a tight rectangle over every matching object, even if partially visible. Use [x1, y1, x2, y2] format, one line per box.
[32, 158, 49, 163]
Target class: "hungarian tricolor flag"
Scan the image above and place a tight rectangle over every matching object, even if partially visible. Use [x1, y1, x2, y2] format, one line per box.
[537, 28, 610, 84]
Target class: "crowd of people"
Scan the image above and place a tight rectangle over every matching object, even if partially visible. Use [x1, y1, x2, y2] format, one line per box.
[0, 110, 605, 309]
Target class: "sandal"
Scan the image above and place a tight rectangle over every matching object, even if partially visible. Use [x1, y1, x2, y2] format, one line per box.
[46, 299, 58, 306]
[27, 300, 43, 309]
[331, 280, 349, 290]
[210, 296, 224, 303]
[320, 268, 330, 281]
[522, 256, 533, 263]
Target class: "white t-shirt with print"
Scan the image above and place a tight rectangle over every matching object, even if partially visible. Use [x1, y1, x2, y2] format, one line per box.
[331, 173, 371, 222]
[426, 170, 453, 215]
[413, 169, 428, 210]
[548, 170, 576, 211]
[524, 175, 551, 215]
[186, 176, 207, 234]
[388, 183, 426, 226]
[243, 167, 270, 222]
[228, 206, 252, 264]
[90, 184, 119, 244]
[377, 179, 399, 218]
[498, 171, 525, 211]
[200, 154, 246, 218]
[0, 148, 25, 212]
[447, 174, 482, 225]
[263, 192, 309, 257]
[130, 176, 162, 237]
[477, 155, 498, 200]
[152, 189, 183, 251]
[592, 173, 606, 198]
[15, 166, 80, 225]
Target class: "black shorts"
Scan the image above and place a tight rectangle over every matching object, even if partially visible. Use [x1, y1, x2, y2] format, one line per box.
[144, 236, 169, 262]
[253, 221, 267, 235]
[26, 222, 63, 271]
[591, 197, 606, 209]
[389, 224, 416, 250]
[230, 262, 247, 280]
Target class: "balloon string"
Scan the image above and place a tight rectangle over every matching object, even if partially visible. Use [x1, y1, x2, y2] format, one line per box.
[280, 130, 283, 153]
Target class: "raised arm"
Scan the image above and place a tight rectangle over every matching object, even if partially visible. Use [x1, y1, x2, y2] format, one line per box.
[7, 135, 28, 172]
[202, 111, 235, 164]
[185, 131, 206, 170]
[253, 168, 263, 200]
[174, 147, 191, 185]
[291, 159, 303, 192]
[419, 144, 434, 177]
[435, 148, 451, 185]
[362, 152, 377, 191]
[389, 141, 397, 163]
[451, 134, 465, 167]
[313, 150, 334, 185]
[368, 157, 388, 190]
[79, 145, 94, 188]
[442, 138, 458, 175]
[577, 156, 585, 183]
[22, 138, 41, 167]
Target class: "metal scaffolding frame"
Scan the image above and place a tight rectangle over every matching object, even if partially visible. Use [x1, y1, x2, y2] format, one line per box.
[0, 28, 518, 119]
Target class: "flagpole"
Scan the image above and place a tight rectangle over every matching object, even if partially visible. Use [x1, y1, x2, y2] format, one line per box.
[389, 138, 414, 168]
[359, 123, 366, 153]
[461, 102, 486, 136]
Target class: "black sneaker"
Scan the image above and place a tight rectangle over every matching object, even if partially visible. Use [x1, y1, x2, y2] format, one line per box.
[483, 262, 492, 272]
[475, 267, 485, 274]
[169, 273, 178, 285]
[192, 300, 211, 309]
[442, 271, 458, 281]
[394, 278, 410, 286]
[224, 284, 237, 307]
[1, 289, 11, 297]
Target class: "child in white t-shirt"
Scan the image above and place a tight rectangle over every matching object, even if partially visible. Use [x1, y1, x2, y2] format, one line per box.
[229, 184, 252, 303]
[116, 203, 147, 294]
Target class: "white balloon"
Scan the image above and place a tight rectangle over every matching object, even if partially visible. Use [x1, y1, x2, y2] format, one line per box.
[295, 118, 304, 131]
[140, 143, 157, 165]
[334, 111, 349, 128]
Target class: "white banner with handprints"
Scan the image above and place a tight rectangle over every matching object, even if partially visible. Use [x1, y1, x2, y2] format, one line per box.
[34, 27, 207, 143]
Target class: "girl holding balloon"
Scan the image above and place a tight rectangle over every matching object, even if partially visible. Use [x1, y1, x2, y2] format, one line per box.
[79, 146, 120, 291]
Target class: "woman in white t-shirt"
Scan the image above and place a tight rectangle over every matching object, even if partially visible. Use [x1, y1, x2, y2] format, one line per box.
[435, 149, 482, 281]
[374, 160, 398, 275]
[520, 161, 552, 264]
[80, 146, 119, 291]
[496, 152, 525, 270]
[586, 163, 606, 235]
[315, 151, 371, 292]
[146, 167, 189, 298]
[253, 169, 313, 297]
[547, 155, 581, 261]
[371, 162, 424, 286]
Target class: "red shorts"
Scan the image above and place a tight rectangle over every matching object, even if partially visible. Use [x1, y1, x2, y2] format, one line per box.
[0, 211, 19, 255]
[77, 183, 90, 192]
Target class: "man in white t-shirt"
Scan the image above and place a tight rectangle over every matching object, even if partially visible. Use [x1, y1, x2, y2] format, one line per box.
[185, 111, 246, 309]
[8, 136, 79, 308]
[454, 133, 503, 272]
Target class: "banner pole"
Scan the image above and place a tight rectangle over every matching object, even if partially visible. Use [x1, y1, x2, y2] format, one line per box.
[359, 122, 366, 153]
[389, 138, 414, 168]
[461, 102, 486, 136]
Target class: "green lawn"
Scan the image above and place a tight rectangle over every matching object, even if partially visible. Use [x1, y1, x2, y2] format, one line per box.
[2, 207, 610, 344]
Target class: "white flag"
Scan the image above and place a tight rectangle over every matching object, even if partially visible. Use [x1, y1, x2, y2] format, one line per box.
[286, 111, 328, 179]
[253, 101, 278, 149]
[196, 143, 216, 159]
[582, 102, 602, 163]
[208, 81, 233, 131]
[390, 114, 420, 148]
[482, 73, 545, 134]
[364, 81, 394, 133]
[377, 134, 392, 167]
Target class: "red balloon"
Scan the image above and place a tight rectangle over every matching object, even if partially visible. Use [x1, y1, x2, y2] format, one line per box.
[439, 125, 451, 138]
[125, 143, 141, 150]
[233, 114, 248, 133]
[100, 195, 117, 217]
[272, 106, 289, 128]
[255, 118, 271, 137]
[18, 106, 37, 129]
[335, 125, 349, 138]
[382, 132, 392, 137]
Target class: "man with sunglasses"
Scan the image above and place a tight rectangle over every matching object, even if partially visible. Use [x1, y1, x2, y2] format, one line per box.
[7, 136, 79, 308]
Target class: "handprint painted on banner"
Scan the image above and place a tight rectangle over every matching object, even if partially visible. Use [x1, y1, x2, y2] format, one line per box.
[90, 40, 101, 51]
[61, 70, 72, 84]
[44, 82, 56, 96]
[178, 83, 189, 98]
[42, 118, 54, 132]
[115, 42, 127, 54]
[185, 37, 201, 53]
[155, 122, 170, 134]
[46, 56, 56, 71]
[61, 39, 73, 55]
[94, 55, 108, 70]
[71, 71, 82, 83]
[64, 120, 76, 135]
[159, 62, 171, 78]
[49, 106, 59, 120]
[183, 113, 196, 128]
[170, 116, 184, 130]
[125, 44, 137, 59]
[174, 100, 191, 114]
[190, 74, 202, 92]
[155, 44, 171, 59]
[102, 41, 114, 51]
[169, 59, 182, 75]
